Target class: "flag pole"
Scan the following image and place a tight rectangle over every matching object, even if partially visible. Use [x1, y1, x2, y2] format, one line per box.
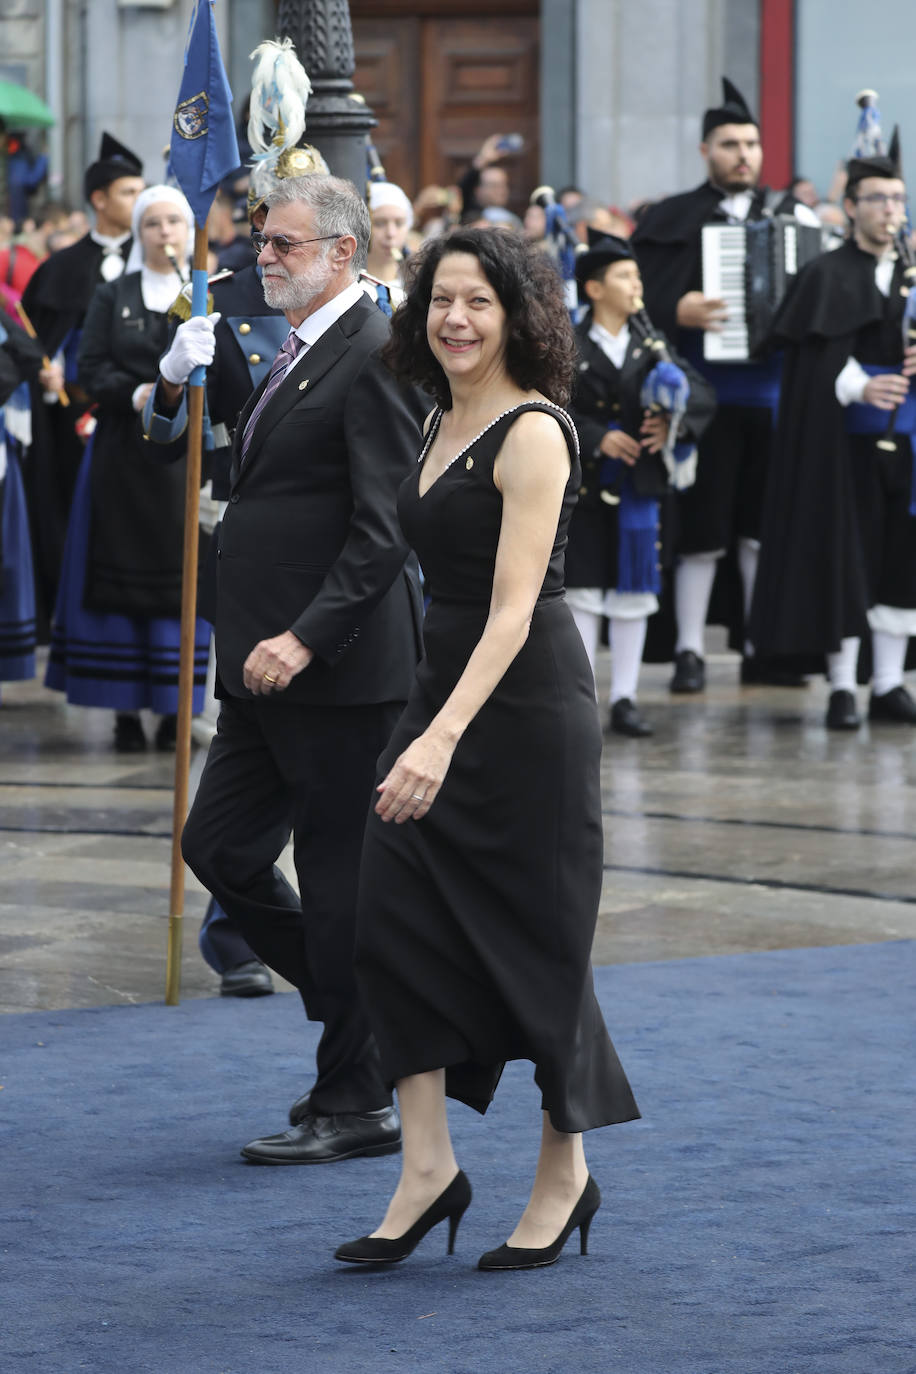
[164, 224, 210, 1006]
[162, 0, 239, 1005]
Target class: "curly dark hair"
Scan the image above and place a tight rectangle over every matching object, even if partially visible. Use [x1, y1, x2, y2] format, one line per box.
[381, 228, 577, 408]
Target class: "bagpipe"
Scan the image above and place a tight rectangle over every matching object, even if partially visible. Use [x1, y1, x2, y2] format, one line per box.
[876, 225, 916, 454]
[529, 186, 580, 309]
[600, 303, 696, 501]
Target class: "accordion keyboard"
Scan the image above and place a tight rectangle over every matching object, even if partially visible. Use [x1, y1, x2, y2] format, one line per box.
[701, 224, 749, 361]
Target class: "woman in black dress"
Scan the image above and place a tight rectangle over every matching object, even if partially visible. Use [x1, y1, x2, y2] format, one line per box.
[336, 230, 639, 1272]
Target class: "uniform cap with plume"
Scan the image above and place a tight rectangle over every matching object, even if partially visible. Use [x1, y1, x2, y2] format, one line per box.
[246, 37, 329, 217]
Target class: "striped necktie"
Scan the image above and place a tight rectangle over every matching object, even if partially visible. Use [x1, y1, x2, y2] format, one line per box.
[239, 331, 304, 464]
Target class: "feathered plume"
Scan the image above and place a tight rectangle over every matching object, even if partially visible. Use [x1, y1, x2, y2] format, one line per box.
[850, 89, 886, 159]
[247, 37, 312, 199]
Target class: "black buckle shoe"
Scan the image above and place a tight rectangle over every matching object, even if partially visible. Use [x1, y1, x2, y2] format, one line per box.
[219, 960, 274, 998]
[868, 684, 916, 723]
[114, 713, 146, 752]
[669, 650, 705, 694]
[609, 699, 653, 737]
[241, 1105, 401, 1165]
[825, 690, 861, 731]
[154, 714, 178, 752]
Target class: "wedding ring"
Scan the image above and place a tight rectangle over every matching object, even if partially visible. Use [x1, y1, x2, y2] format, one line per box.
[411, 794, 425, 800]
[263, 672, 278, 683]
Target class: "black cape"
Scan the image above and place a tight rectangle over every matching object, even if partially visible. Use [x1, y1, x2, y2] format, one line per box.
[77, 272, 191, 617]
[749, 239, 901, 660]
[0, 312, 44, 595]
[19, 234, 133, 631]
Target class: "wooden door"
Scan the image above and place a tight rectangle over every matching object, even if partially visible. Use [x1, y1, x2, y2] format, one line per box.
[352, 8, 540, 216]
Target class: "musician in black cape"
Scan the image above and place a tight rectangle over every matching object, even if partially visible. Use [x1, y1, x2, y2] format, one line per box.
[631, 78, 819, 692]
[750, 134, 916, 730]
[19, 133, 144, 626]
[566, 232, 715, 737]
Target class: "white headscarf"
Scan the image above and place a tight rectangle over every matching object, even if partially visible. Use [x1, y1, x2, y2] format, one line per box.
[368, 181, 414, 231]
[125, 184, 194, 274]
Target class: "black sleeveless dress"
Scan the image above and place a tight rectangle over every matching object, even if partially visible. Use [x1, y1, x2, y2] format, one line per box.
[355, 402, 640, 1133]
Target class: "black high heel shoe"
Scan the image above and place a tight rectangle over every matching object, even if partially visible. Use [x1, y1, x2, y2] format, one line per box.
[477, 1175, 601, 1271]
[334, 1170, 472, 1265]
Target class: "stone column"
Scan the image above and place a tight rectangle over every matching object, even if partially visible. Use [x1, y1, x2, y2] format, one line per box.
[277, 0, 377, 194]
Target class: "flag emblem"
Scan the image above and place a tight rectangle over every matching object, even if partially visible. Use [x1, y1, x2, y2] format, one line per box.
[174, 92, 210, 141]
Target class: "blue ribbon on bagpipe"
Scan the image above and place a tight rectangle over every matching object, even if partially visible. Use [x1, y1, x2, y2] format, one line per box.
[596, 358, 694, 593]
[543, 203, 578, 283]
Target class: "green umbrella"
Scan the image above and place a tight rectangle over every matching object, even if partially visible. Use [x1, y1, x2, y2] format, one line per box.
[0, 80, 55, 130]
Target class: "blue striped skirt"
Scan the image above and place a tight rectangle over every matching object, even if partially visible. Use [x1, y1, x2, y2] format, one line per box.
[45, 436, 209, 712]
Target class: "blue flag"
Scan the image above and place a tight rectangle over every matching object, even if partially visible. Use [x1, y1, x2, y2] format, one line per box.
[169, 0, 240, 229]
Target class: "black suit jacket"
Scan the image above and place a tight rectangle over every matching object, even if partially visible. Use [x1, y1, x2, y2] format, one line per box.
[216, 292, 423, 707]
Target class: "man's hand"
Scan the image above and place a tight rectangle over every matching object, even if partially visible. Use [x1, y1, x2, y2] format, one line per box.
[902, 344, 916, 379]
[39, 360, 64, 394]
[599, 428, 641, 465]
[243, 631, 313, 695]
[640, 410, 670, 453]
[863, 372, 910, 410]
[159, 312, 220, 387]
[676, 291, 729, 332]
[132, 382, 155, 413]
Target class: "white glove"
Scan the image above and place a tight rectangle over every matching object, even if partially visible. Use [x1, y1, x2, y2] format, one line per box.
[159, 312, 221, 386]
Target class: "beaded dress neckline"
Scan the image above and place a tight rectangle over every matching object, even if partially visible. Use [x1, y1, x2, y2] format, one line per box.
[416, 401, 577, 500]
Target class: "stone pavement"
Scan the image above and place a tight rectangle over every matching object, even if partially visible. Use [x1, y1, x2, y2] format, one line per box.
[2, 648, 915, 1014]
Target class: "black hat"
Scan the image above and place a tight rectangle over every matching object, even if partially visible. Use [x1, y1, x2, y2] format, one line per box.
[846, 125, 903, 190]
[574, 228, 635, 303]
[83, 132, 144, 201]
[702, 77, 757, 139]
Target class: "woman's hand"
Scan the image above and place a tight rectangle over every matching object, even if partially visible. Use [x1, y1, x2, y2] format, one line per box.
[375, 729, 456, 824]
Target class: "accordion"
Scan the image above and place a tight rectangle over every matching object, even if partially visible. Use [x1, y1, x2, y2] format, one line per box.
[701, 216, 822, 361]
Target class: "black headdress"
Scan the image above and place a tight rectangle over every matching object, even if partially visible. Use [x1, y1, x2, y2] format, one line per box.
[574, 229, 636, 304]
[83, 132, 144, 201]
[702, 78, 757, 139]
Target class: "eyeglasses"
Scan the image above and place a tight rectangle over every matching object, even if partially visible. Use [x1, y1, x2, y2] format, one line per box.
[855, 193, 908, 208]
[250, 231, 342, 256]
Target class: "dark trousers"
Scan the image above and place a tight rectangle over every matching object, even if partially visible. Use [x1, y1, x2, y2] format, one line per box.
[677, 404, 773, 553]
[182, 694, 403, 1115]
[198, 897, 258, 974]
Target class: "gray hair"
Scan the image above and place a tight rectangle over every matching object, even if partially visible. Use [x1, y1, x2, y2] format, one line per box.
[265, 174, 370, 275]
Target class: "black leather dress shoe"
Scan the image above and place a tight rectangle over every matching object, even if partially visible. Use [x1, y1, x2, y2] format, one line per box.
[241, 1105, 401, 1164]
[289, 1090, 312, 1126]
[669, 650, 705, 694]
[609, 699, 653, 737]
[219, 960, 274, 998]
[868, 684, 916, 723]
[825, 689, 861, 731]
[740, 656, 808, 687]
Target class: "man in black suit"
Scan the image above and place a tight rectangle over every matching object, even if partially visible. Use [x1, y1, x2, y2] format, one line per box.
[150, 174, 423, 1163]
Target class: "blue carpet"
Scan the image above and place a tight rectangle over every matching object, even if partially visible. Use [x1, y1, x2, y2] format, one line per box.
[2, 942, 915, 1374]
